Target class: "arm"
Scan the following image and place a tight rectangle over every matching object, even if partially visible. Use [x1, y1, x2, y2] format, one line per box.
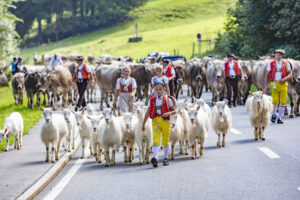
[162, 106, 176, 117]
[168, 74, 176, 81]
[113, 89, 120, 107]
[166, 85, 170, 96]
[281, 70, 292, 83]
[265, 71, 270, 90]
[89, 72, 94, 87]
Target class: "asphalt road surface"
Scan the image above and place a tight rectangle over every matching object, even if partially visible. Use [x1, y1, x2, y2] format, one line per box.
[34, 88, 300, 200]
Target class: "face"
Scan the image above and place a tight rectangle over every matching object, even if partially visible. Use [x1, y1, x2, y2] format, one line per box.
[292, 67, 300, 83]
[275, 53, 282, 61]
[162, 61, 168, 67]
[123, 69, 130, 77]
[188, 109, 198, 124]
[155, 68, 163, 76]
[170, 115, 177, 127]
[228, 56, 233, 62]
[89, 115, 102, 132]
[0, 129, 7, 142]
[103, 108, 113, 124]
[75, 111, 84, 126]
[43, 108, 53, 123]
[176, 67, 184, 84]
[241, 62, 250, 80]
[122, 113, 133, 129]
[63, 109, 71, 123]
[252, 91, 263, 107]
[76, 60, 83, 65]
[155, 85, 165, 96]
[215, 102, 226, 117]
[133, 102, 144, 115]
[39, 73, 50, 93]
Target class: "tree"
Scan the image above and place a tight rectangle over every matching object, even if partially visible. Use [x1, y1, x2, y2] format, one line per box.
[0, 0, 22, 62]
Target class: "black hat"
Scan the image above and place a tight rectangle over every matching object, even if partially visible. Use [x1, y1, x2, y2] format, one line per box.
[162, 58, 169, 63]
[18, 57, 23, 60]
[208, 54, 213, 58]
[75, 56, 84, 61]
[227, 53, 234, 57]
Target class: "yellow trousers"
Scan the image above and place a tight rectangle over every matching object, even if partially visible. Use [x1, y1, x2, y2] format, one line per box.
[152, 117, 170, 146]
[270, 81, 288, 105]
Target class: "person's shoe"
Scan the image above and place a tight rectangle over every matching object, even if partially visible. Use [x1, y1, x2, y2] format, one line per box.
[151, 158, 158, 167]
[75, 107, 79, 112]
[233, 103, 236, 107]
[277, 118, 284, 124]
[163, 158, 169, 166]
[271, 115, 277, 123]
[228, 104, 232, 108]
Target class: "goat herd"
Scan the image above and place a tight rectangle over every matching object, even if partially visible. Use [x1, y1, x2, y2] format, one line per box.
[1, 54, 300, 167]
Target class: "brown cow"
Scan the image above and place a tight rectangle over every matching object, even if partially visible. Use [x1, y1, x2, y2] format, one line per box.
[174, 65, 186, 99]
[237, 61, 252, 105]
[48, 66, 73, 108]
[12, 73, 25, 105]
[288, 59, 300, 117]
[25, 70, 41, 108]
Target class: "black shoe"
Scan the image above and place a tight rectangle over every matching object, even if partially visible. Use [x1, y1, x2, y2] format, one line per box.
[271, 115, 277, 123]
[277, 118, 284, 124]
[233, 103, 236, 107]
[228, 103, 232, 108]
[75, 107, 79, 112]
[163, 158, 169, 166]
[151, 158, 158, 167]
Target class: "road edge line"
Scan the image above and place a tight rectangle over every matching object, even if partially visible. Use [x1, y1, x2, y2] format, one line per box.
[16, 137, 81, 200]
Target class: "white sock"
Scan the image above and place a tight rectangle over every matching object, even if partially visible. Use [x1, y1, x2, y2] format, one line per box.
[164, 145, 169, 159]
[152, 145, 159, 159]
[272, 105, 277, 115]
[278, 105, 285, 119]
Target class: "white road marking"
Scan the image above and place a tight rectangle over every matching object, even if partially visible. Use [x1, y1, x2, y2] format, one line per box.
[230, 128, 242, 135]
[258, 147, 280, 159]
[43, 151, 87, 200]
[297, 187, 300, 192]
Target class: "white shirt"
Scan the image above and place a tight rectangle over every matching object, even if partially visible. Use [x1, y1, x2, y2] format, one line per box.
[163, 66, 175, 76]
[74, 64, 91, 79]
[116, 77, 137, 91]
[49, 56, 63, 68]
[267, 60, 291, 81]
[222, 61, 241, 76]
[147, 95, 173, 115]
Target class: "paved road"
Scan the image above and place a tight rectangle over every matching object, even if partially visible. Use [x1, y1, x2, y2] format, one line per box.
[33, 89, 300, 200]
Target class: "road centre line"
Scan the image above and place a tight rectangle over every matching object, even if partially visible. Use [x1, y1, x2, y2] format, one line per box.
[230, 128, 242, 135]
[258, 147, 280, 159]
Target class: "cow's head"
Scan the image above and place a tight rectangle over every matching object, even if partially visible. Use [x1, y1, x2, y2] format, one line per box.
[292, 64, 300, 83]
[39, 72, 50, 93]
[175, 66, 185, 84]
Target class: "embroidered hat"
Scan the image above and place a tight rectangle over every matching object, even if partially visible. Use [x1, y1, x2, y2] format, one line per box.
[274, 49, 285, 54]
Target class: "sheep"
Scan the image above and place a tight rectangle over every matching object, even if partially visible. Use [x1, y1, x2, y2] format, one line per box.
[196, 98, 211, 120]
[185, 105, 209, 159]
[40, 106, 68, 162]
[133, 102, 153, 164]
[246, 91, 273, 140]
[86, 114, 104, 162]
[121, 111, 137, 163]
[98, 107, 123, 167]
[211, 101, 232, 147]
[62, 108, 77, 152]
[74, 109, 94, 159]
[0, 112, 23, 151]
[169, 111, 184, 160]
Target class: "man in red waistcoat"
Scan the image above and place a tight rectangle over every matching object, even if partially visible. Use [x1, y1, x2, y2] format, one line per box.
[73, 56, 94, 111]
[265, 49, 292, 124]
[222, 53, 244, 107]
[162, 58, 176, 97]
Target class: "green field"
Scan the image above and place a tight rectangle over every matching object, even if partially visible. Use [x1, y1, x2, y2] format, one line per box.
[20, 0, 235, 63]
[0, 84, 42, 152]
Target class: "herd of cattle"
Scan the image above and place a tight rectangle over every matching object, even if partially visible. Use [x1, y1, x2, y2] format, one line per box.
[9, 54, 300, 118]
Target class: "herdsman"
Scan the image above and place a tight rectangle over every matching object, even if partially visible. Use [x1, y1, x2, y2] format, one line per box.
[222, 53, 245, 107]
[73, 56, 94, 111]
[265, 49, 292, 124]
[162, 58, 176, 97]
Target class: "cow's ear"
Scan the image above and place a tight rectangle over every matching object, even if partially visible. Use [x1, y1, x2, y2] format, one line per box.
[197, 106, 200, 111]
[184, 107, 189, 111]
[39, 106, 44, 111]
[249, 91, 254, 96]
[99, 106, 103, 111]
[4, 128, 8, 133]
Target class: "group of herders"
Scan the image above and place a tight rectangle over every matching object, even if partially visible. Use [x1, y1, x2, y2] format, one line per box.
[69, 49, 289, 167]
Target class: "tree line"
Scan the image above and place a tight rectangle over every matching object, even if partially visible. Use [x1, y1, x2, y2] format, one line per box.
[215, 0, 300, 60]
[12, 0, 146, 47]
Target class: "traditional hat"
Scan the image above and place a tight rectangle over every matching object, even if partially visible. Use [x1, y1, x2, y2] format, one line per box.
[75, 56, 84, 61]
[162, 58, 169, 63]
[227, 53, 234, 57]
[274, 49, 285, 54]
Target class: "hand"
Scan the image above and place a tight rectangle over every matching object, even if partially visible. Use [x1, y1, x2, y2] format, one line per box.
[90, 82, 94, 88]
[130, 93, 135, 98]
[162, 112, 170, 117]
[113, 101, 117, 108]
[279, 79, 285, 84]
[142, 124, 145, 131]
[241, 77, 245, 82]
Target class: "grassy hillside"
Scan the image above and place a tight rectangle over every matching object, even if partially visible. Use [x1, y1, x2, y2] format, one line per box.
[20, 0, 235, 63]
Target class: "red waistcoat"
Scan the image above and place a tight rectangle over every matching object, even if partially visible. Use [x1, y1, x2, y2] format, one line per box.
[224, 61, 240, 77]
[164, 66, 174, 78]
[75, 64, 90, 79]
[120, 79, 133, 93]
[149, 96, 170, 121]
[269, 60, 287, 81]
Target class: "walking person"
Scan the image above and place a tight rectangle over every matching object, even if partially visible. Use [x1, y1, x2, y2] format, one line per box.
[151, 65, 170, 97]
[113, 66, 137, 112]
[265, 49, 292, 124]
[11, 57, 18, 75]
[49, 53, 63, 69]
[162, 58, 176, 97]
[142, 80, 176, 167]
[222, 53, 244, 107]
[73, 56, 94, 111]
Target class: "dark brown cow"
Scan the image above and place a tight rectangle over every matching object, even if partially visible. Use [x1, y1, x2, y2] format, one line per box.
[237, 61, 252, 105]
[288, 59, 300, 117]
[12, 73, 25, 105]
[25, 71, 41, 108]
[174, 66, 186, 99]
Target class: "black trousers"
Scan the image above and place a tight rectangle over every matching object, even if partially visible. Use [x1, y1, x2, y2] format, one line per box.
[76, 79, 88, 108]
[169, 80, 174, 97]
[225, 76, 239, 104]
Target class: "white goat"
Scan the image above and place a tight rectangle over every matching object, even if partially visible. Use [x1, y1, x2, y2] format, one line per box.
[74, 109, 94, 159]
[211, 101, 232, 147]
[196, 98, 211, 120]
[0, 112, 23, 151]
[121, 111, 137, 163]
[246, 91, 273, 140]
[87, 114, 104, 162]
[98, 107, 123, 167]
[40, 106, 68, 162]
[62, 108, 77, 152]
[169, 112, 184, 160]
[133, 102, 153, 164]
[186, 105, 209, 159]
